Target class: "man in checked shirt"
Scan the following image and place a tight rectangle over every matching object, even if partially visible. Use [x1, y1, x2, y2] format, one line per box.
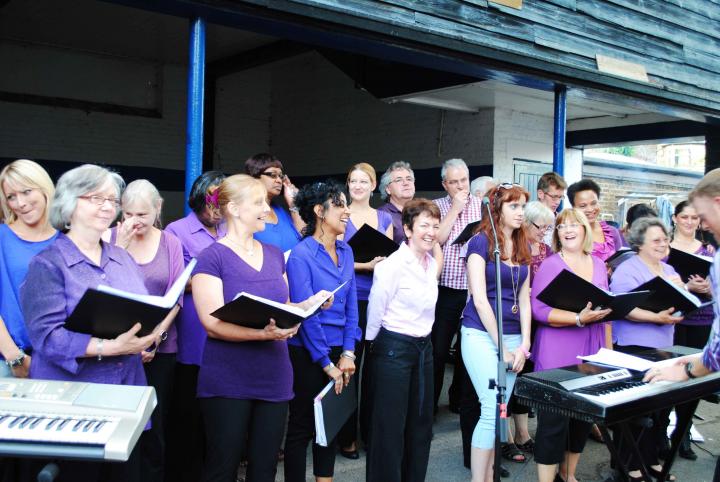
[645, 167, 720, 481]
[432, 158, 484, 417]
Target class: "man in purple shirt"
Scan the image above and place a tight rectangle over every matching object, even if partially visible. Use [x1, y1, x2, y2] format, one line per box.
[646, 168, 720, 480]
[377, 161, 416, 245]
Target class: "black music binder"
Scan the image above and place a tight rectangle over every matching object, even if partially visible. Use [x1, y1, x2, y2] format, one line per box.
[346, 223, 399, 263]
[606, 247, 635, 271]
[451, 220, 481, 245]
[314, 376, 357, 446]
[666, 247, 712, 282]
[65, 259, 196, 338]
[211, 282, 347, 329]
[631, 276, 712, 315]
[536, 269, 650, 321]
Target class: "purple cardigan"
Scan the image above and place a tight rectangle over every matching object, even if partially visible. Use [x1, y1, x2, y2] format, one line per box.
[531, 253, 608, 371]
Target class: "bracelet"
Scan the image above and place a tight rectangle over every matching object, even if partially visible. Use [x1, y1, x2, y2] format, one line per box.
[519, 346, 531, 358]
[96, 338, 105, 361]
[575, 313, 584, 327]
[5, 349, 26, 368]
[685, 361, 697, 379]
[341, 350, 356, 361]
[323, 362, 335, 373]
[289, 206, 299, 213]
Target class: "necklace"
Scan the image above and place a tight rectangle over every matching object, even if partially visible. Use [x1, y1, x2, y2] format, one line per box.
[510, 264, 520, 314]
[225, 236, 255, 257]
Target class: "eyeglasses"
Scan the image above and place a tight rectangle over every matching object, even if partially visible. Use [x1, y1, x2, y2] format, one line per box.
[556, 223, 581, 231]
[532, 222, 553, 233]
[78, 195, 121, 208]
[260, 171, 285, 180]
[542, 190, 564, 201]
[390, 176, 414, 185]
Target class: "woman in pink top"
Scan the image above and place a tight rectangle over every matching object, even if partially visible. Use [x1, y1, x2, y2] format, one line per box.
[365, 199, 440, 482]
[530, 209, 611, 482]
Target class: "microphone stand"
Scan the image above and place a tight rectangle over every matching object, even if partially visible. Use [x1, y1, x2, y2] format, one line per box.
[483, 198, 508, 482]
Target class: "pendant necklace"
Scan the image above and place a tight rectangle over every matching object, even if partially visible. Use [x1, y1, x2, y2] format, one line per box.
[225, 236, 255, 257]
[510, 264, 519, 314]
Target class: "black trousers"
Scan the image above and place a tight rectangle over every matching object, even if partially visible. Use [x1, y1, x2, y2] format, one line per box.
[140, 352, 175, 482]
[164, 362, 204, 482]
[432, 286, 467, 411]
[284, 345, 343, 481]
[534, 410, 592, 465]
[366, 329, 434, 482]
[338, 299, 368, 447]
[201, 397, 288, 482]
[674, 323, 712, 350]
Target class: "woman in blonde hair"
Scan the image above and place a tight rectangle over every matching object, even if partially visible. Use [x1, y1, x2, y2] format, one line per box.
[0, 159, 57, 378]
[192, 174, 331, 482]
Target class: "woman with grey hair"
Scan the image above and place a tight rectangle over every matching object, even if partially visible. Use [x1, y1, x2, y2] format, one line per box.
[609, 216, 684, 481]
[20, 164, 156, 481]
[104, 179, 185, 481]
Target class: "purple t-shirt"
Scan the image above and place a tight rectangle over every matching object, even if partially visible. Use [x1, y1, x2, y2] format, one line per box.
[20, 234, 147, 386]
[193, 242, 293, 402]
[531, 253, 608, 371]
[165, 212, 226, 365]
[461, 233, 528, 334]
[610, 254, 678, 348]
[344, 212, 394, 301]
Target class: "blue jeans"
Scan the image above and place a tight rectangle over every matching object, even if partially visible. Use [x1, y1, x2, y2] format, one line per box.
[461, 327, 521, 449]
[0, 362, 13, 378]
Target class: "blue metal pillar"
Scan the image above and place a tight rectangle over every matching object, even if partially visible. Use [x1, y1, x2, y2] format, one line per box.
[553, 85, 567, 177]
[185, 17, 206, 215]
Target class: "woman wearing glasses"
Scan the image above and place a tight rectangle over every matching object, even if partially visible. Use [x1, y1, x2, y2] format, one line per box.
[610, 217, 684, 481]
[245, 153, 303, 252]
[530, 209, 612, 482]
[460, 183, 532, 482]
[20, 165, 156, 481]
[566, 179, 623, 262]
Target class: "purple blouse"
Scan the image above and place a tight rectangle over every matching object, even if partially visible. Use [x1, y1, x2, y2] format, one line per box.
[165, 212, 227, 366]
[344, 212, 394, 301]
[461, 233, 529, 335]
[193, 242, 293, 401]
[377, 202, 405, 245]
[610, 254, 678, 348]
[679, 244, 714, 326]
[592, 221, 623, 262]
[530, 253, 608, 371]
[20, 234, 147, 386]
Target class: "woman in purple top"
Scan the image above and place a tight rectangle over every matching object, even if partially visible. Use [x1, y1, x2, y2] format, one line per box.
[567, 179, 623, 262]
[192, 175, 329, 482]
[531, 209, 612, 482]
[460, 184, 532, 482]
[164, 170, 226, 482]
[0, 159, 57, 378]
[338, 162, 393, 457]
[20, 164, 156, 482]
[106, 179, 184, 482]
[610, 217, 685, 481]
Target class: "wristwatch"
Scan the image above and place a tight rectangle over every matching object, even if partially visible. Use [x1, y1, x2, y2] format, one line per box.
[685, 361, 697, 379]
[575, 313, 584, 327]
[5, 350, 26, 368]
[159, 330, 168, 343]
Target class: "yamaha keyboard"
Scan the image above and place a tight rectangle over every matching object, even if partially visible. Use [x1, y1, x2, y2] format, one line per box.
[514, 347, 720, 424]
[0, 378, 156, 461]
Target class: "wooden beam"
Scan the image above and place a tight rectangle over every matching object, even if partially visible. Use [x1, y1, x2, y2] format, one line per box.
[207, 39, 312, 78]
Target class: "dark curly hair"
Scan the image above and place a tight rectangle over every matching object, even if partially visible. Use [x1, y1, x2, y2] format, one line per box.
[294, 179, 346, 237]
[567, 179, 601, 207]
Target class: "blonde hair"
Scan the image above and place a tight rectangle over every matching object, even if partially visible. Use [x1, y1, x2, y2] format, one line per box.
[217, 174, 266, 218]
[122, 179, 164, 228]
[347, 163, 377, 186]
[0, 159, 55, 226]
[552, 208, 593, 254]
[690, 168, 720, 201]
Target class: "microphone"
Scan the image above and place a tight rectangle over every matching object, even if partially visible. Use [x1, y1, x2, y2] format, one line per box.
[482, 196, 491, 206]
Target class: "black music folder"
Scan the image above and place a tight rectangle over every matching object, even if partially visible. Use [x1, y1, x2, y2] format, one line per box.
[346, 223, 399, 263]
[666, 247, 712, 282]
[606, 247, 635, 271]
[314, 376, 357, 446]
[65, 259, 196, 338]
[536, 269, 651, 321]
[631, 276, 713, 315]
[211, 282, 347, 329]
[451, 220, 481, 245]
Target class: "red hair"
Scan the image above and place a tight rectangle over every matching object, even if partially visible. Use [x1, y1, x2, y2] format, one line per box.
[475, 185, 532, 265]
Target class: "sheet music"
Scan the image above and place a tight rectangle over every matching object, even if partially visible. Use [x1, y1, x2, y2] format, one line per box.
[578, 348, 656, 371]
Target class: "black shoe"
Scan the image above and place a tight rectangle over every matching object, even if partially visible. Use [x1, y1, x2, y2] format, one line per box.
[449, 403, 460, 414]
[499, 464, 510, 478]
[679, 443, 698, 460]
[339, 447, 359, 460]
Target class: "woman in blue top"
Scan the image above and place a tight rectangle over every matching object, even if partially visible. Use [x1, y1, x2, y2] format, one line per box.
[284, 180, 361, 482]
[0, 159, 57, 377]
[461, 184, 532, 482]
[338, 162, 393, 457]
[245, 153, 303, 252]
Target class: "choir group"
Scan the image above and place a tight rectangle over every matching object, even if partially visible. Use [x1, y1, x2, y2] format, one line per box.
[1, 155, 720, 482]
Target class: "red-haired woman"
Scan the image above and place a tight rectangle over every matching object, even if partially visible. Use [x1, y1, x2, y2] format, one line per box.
[460, 184, 532, 482]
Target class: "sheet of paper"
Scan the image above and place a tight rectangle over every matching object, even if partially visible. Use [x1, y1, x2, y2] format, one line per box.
[578, 348, 656, 371]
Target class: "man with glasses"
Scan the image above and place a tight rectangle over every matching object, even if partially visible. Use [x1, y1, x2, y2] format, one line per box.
[537, 172, 567, 244]
[378, 161, 416, 245]
[432, 158, 484, 416]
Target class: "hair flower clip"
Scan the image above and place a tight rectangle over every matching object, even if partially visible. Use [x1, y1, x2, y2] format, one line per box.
[205, 188, 220, 209]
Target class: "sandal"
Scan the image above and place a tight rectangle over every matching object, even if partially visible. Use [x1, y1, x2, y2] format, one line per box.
[516, 438, 535, 453]
[500, 442, 526, 463]
[649, 467, 676, 481]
